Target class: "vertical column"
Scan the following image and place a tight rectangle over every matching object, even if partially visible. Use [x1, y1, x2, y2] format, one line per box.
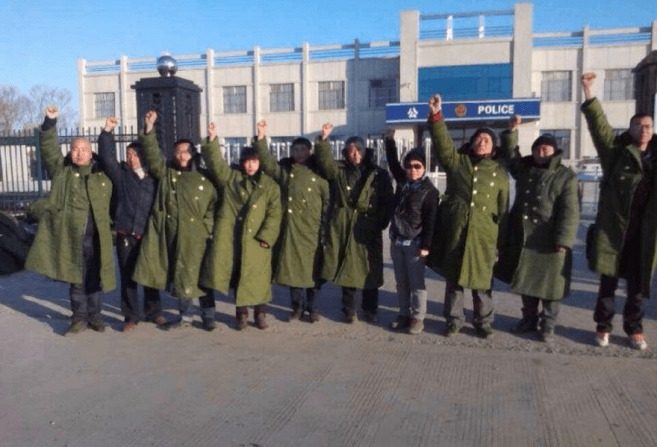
[352, 39, 360, 135]
[206, 48, 215, 127]
[399, 10, 419, 102]
[119, 56, 128, 127]
[77, 59, 86, 127]
[301, 43, 310, 135]
[512, 3, 533, 98]
[576, 26, 591, 159]
[253, 46, 261, 134]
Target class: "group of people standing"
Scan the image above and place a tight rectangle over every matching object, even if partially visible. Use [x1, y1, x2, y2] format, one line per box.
[22, 73, 657, 350]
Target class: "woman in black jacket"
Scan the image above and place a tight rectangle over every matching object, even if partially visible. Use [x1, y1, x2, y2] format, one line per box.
[385, 130, 439, 334]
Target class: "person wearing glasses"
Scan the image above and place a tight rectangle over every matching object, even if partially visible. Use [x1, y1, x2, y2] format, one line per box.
[580, 72, 657, 351]
[384, 130, 439, 335]
[427, 94, 509, 339]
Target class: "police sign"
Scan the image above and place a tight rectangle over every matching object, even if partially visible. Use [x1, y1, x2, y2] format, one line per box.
[385, 98, 541, 124]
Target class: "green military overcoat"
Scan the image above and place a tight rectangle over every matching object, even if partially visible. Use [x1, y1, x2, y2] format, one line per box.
[25, 125, 115, 291]
[132, 131, 217, 299]
[581, 98, 657, 296]
[254, 139, 330, 288]
[495, 129, 579, 300]
[200, 139, 282, 306]
[428, 117, 509, 290]
[314, 140, 394, 289]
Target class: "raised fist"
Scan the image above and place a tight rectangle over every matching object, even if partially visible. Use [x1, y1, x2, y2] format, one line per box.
[321, 122, 334, 140]
[428, 95, 442, 115]
[256, 119, 267, 140]
[207, 122, 217, 141]
[104, 117, 118, 132]
[45, 106, 59, 120]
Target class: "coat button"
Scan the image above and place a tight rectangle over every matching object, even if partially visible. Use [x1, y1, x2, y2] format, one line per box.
[288, 209, 293, 213]
[470, 202, 475, 207]
[474, 166, 478, 171]
[194, 196, 199, 201]
[248, 229, 252, 233]
[492, 172, 497, 177]
[252, 204, 257, 208]
[620, 176, 625, 180]
[532, 218, 538, 224]
[288, 197, 293, 201]
[312, 177, 316, 182]
[474, 177, 478, 182]
[473, 190, 478, 195]
[482, 206, 487, 211]
[490, 182, 494, 187]
[308, 188, 312, 192]
[75, 173, 80, 177]
[523, 215, 528, 220]
[290, 173, 295, 178]
[177, 171, 181, 176]
[525, 190, 530, 194]
[199, 185, 204, 191]
[346, 186, 351, 190]
[190, 218, 195, 222]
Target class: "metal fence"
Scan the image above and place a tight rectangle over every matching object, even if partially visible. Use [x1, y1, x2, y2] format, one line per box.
[0, 130, 600, 219]
[0, 130, 427, 215]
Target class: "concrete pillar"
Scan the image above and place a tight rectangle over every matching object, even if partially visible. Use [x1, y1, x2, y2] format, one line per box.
[253, 46, 261, 133]
[119, 56, 128, 127]
[399, 10, 419, 102]
[512, 3, 533, 98]
[206, 49, 215, 125]
[77, 59, 86, 127]
[301, 43, 310, 135]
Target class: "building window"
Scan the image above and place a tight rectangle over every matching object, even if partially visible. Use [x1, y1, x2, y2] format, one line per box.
[419, 64, 512, 101]
[369, 79, 397, 108]
[541, 129, 571, 159]
[269, 83, 294, 112]
[223, 86, 247, 114]
[541, 71, 572, 102]
[604, 69, 634, 101]
[318, 81, 345, 110]
[94, 92, 115, 118]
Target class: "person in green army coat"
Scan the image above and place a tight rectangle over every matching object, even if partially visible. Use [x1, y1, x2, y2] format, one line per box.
[580, 72, 657, 351]
[253, 120, 330, 322]
[26, 106, 115, 335]
[427, 94, 509, 338]
[497, 116, 579, 342]
[132, 111, 218, 331]
[314, 123, 394, 324]
[200, 122, 282, 330]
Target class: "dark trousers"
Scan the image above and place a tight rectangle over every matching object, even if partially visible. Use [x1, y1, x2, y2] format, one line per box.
[444, 281, 494, 327]
[116, 234, 161, 322]
[178, 290, 216, 321]
[341, 287, 378, 315]
[236, 304, 267, 318]
[290, 286, 320, 312]
[594, 274, 644, 335]
[521, 295, 560, 331]
[70, 224, 102, 322]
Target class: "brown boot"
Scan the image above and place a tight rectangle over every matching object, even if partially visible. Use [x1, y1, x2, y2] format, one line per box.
[255, 312, 269, 330]
[236, 309, 248, 331]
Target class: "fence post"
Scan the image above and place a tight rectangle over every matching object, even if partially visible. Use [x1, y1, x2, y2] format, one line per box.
[34, 127, 44, 197]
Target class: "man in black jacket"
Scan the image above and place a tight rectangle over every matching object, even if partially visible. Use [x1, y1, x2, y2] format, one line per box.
[98, 117, 162, 332]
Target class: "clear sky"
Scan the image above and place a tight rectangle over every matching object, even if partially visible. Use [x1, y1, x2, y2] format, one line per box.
[2, 0, 656, 114]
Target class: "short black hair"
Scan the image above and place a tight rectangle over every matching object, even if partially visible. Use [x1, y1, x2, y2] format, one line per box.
[630, 113, 653, 126]
[174, 139, 195, 151]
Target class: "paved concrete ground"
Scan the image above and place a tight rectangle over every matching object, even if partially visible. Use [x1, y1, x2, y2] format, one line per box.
[2, 222, 657, 447]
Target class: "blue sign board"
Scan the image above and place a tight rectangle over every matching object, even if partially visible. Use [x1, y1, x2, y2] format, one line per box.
[385, 98, 541, 124]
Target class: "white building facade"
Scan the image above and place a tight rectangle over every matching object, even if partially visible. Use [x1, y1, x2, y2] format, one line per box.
[78, 3, 657, 161]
